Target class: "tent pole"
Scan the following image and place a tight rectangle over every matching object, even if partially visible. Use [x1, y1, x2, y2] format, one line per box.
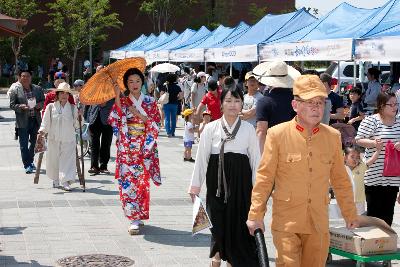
[205, 61, 207, 72]
[230, 62, 233, 76]
[378, 61, 381, 83]
[337, 61, 341, 95]
[353, 61, 357, 86]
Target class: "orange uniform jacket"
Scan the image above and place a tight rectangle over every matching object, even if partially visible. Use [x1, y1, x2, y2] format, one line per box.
[248, 118, 357, 234]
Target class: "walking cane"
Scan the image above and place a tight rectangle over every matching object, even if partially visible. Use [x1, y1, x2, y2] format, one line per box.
[255, 228, 270, 267]
[34, 152, 43, 184]
[78, 113, 86, 192]
[75, 146, 83, 184]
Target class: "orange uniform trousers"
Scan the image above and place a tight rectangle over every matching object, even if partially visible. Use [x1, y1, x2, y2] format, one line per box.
[272, 228, 329, 267]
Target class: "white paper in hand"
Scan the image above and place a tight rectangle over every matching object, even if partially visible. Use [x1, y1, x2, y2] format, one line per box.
[192, 196, 212, 236]
[27, 97, 36, 109]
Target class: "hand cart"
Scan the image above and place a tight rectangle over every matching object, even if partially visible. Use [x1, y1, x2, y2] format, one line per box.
[327, 247, 400, 267]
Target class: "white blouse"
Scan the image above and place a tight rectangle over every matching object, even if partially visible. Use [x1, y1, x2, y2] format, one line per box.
[189, 116, 260, 194]
[39, 102, 79, 143]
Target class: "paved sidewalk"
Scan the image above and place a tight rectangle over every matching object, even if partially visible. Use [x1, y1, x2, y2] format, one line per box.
[0, 94, 399, 267]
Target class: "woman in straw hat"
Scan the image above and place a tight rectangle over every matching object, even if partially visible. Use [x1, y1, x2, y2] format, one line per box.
[38, 82, 81, 191]
[109, 68, 161, 235]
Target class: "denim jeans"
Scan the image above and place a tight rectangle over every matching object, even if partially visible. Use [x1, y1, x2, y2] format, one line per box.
[18, 117, 39, 168]
[163, 103, 178, 136]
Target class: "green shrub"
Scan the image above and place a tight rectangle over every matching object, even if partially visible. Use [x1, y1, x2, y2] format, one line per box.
[0, 77, 11, 87]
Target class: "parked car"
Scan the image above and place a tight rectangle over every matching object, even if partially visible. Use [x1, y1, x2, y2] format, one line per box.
[325, 61, 390, 84]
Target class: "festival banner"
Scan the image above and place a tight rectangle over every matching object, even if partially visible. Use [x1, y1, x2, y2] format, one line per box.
[169, 48, 204, 62]
[259, 39, 353, 61]
[355, 36, 400, 61]
[205, 45, 258, 62]
[145, 50, 170, 63]
[125, 50, 145, 58]
[109, 50, 126, 59]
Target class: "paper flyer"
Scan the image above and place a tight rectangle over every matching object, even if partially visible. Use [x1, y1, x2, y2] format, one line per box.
[192, 196, 212, 235]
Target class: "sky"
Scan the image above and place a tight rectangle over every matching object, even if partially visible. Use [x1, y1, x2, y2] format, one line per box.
[296, 0, 390, 16]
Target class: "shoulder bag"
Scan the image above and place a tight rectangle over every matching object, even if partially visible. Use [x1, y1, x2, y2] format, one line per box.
[158, 85, 169, 105]
[383, 140, 400, 176]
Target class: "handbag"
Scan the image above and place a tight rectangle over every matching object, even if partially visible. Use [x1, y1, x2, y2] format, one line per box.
[383, 140, 400, 176]
[158, 85, 169, 105]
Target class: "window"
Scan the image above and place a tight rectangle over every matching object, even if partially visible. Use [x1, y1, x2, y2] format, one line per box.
[342, 65, 360, 78]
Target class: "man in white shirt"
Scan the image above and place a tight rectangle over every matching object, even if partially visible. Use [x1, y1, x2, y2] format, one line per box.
[240, 72, 263, 128]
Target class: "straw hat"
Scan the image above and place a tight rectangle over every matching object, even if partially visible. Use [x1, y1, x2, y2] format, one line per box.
[245, 71, 257, 80]
[54, 82, 73, 94]
[197, 71, 206, 78]
[252, 61, 301, 88]
[181, 109, 194, 117]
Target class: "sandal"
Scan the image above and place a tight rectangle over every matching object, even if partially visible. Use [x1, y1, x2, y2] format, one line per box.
[209, 258, 221, 267]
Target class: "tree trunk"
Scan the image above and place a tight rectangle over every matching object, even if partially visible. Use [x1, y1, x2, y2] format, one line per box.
[11, 37, 21, 79]
[72, 48, 78, 82]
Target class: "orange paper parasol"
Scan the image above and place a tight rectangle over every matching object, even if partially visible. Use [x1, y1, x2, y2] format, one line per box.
[80, 57, 146, 105]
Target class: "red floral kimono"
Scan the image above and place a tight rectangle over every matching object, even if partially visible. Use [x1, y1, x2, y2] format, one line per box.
[108, 93, 161, 221]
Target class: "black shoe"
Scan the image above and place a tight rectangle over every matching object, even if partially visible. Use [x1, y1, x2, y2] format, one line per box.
[88, 167, 100, 174]
[188, 158, 195, 163]
[99, 168, 111, 174]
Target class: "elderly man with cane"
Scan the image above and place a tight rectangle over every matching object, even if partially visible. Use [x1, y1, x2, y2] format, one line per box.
[247, 75, 360, 267]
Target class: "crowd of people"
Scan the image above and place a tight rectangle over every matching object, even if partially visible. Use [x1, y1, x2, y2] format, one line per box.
[7, 59, 400, 267]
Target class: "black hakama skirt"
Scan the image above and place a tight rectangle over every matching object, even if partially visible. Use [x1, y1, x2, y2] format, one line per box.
[206, 152, 259, 267]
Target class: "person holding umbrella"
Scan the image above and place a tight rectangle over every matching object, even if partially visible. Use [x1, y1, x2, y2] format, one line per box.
[108, 67, 162, 235]
[247, 75, 359, 267]
[38, 82, 81, 191]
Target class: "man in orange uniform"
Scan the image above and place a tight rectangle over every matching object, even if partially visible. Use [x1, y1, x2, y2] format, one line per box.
[247, 75, 360, 267]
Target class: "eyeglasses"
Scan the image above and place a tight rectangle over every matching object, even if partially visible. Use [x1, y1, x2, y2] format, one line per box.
[385, 103, 399, 107]
[295, 98, 325, 108]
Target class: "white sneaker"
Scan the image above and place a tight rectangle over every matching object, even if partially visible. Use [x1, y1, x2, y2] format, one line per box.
[61, 183, 72, 191]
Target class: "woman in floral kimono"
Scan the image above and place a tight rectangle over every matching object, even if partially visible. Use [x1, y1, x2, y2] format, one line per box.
[108, 68, 161, 235]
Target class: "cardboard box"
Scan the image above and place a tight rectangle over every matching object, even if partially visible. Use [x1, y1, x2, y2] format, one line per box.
[330, 216, 398, 255]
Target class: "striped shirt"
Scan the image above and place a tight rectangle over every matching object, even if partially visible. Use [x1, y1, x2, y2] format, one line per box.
[355, 114, 400, 186]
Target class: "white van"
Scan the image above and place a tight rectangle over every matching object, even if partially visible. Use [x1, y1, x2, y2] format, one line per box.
[325, 61, 390, 85]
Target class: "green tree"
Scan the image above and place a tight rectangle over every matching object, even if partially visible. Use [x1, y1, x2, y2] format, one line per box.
[138, 0, 198, 33]
[47, 0, 122, 81]
[0, 0, 40, 75]
[248, 3, 268, 24]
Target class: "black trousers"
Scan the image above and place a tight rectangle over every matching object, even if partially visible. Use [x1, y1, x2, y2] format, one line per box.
[89, 115, 113, 170]
[365, 185, 399, 226]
